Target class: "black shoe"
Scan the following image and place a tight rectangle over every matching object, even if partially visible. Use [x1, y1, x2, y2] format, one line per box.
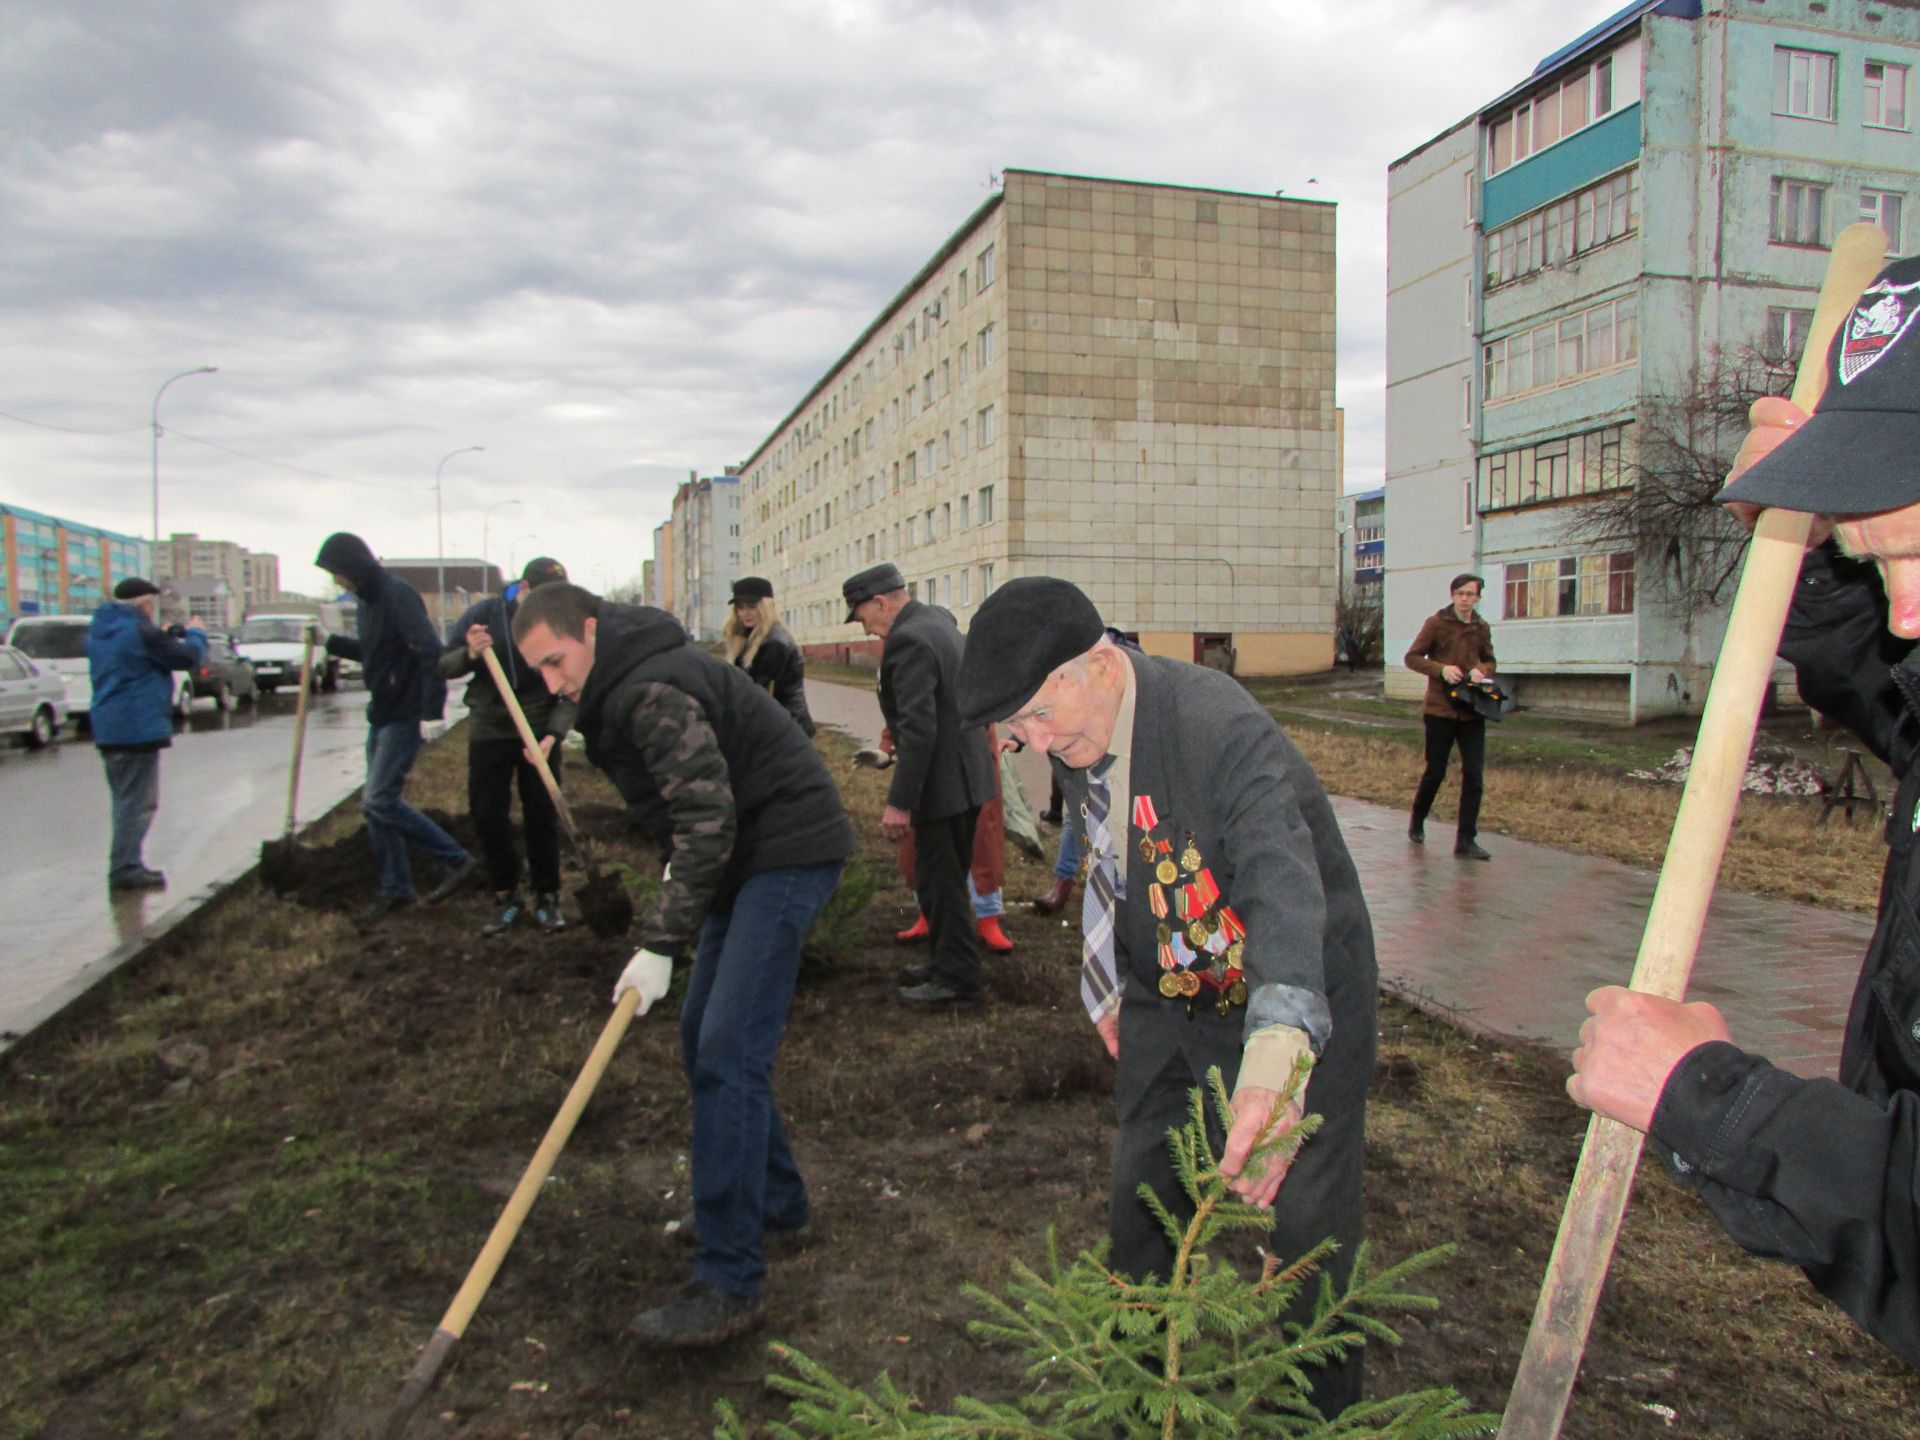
[901, 961, 934, 986]
[1037, 808, 1063, 827]
[1407, 822, 1425, 844]
[422, 855, 478, 905]
[671, 1212, 815, 1256]
[629, 1280, 764, 1347]
[109, 867, 167, 892]
[482, 893, 523, 936]
[1454, 840, 1491, 861]
[358, 893, 414, 930]
[899, 979, 983, 1007]
[534, 892, 566, 933]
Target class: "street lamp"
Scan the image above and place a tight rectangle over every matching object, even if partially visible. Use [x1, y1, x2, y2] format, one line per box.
[151, 366, 218, 543]
[434, 445, 485, 637]
[482, 499, 522, 587]
[509, 533, 541, 576]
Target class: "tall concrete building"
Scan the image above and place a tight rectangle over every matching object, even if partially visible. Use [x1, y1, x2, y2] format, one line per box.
[0, 502, 148, 627]
[152, 532, 281, 624]
[1386, 0, 1920, 721]
[650, 519, 675, 612]
[667, 474, 742, 642]
[736, 168, 1339, 673]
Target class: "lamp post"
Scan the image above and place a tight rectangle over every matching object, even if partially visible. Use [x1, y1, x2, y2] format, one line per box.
[509, 533, 541, 576]
[151, 366, 218, 543]
[434, 445, 485, 638]
[482, 499, 522, 588]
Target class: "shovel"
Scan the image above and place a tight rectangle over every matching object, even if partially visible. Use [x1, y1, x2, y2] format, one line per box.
[480, 645, 634, 938]
[260, 628, 318, 894]
[372, 987, 641, 1440]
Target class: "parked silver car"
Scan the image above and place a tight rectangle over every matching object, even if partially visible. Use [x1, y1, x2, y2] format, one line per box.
[0, 644, 67, 748]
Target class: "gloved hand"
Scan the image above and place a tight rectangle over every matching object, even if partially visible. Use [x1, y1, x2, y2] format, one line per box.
[614, 949, 673, 1013]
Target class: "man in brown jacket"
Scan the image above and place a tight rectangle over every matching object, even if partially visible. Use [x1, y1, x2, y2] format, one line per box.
[1403, 573, 1496, 860]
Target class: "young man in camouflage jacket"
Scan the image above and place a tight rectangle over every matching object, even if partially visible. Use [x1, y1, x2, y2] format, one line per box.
[513, 582, 854, 1347]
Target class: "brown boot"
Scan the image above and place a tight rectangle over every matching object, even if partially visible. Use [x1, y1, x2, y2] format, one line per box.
[1032, 877, 1074, 915]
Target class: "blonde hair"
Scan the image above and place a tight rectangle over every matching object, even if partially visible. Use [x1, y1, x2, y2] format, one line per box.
[722, 594, 782, 669]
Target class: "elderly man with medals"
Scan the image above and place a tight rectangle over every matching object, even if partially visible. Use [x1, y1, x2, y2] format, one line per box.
[956, 577, 1378, 1418]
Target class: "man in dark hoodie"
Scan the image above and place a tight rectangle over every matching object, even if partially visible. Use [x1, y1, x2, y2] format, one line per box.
[512, 582, 854, 1347]
[440, 556, 577, 935]
[86, 577, 206, 891]
[315, 531, 474, 927]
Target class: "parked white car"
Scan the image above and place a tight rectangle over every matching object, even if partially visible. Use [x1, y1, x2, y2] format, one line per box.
[0, 643, 67, 748]
[6, 613, 196, 721]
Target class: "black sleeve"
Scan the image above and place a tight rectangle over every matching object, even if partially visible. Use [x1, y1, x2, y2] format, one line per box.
[883, 637, 938, 813]
[771, 644, 816, 737]
[326, 633, 364, 661]
[140, 619, 207, 671]
[1782, 544, 1919, 771]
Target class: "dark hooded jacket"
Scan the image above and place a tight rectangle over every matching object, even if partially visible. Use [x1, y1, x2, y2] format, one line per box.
[574, 603, 853, 956]
[316, 533, 447, 728]
[439, 592, 575, 744]
[736, 622, 815, 736]
[1648, 544, 1920, 1366]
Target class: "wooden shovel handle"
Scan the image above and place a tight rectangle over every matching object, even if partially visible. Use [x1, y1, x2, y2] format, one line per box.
[480, 645, 579, 843]
[282, 630, 316, 838]
[1498, 222, 1889, 1440]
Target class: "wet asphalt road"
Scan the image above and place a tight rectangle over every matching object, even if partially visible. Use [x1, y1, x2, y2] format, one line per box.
[0, 687, 386, 1046]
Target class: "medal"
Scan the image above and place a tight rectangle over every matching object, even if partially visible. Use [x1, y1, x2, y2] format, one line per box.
[1132, 794, 1160, 833]
[1180, 835, 1202, 873]
[1138, 836, 1156, 862]
[1158, 971, 1182, 998]
[1190, 869, 1221, 910]
[1155, 922, 1171, 945]
[1217, 992, 1233, 1017]
[1217, 907, 1246, 943]
[1226, 940, 1244, 966]
[1177, 970, 1202, 998]
[1148, 883, 1168, 918]
[1156, 859, 1179, 885]
[1185, 921, 1208, 949]
[1229, 979, 1248, 1005]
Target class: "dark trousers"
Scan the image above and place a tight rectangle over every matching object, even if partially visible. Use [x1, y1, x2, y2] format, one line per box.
[468, 736, 563, 895]
[1411, 714, 1486, 843]
[1110, 998, 1367, 1419]
[101, 748, 160, 880]
[914, 808, 983, 993]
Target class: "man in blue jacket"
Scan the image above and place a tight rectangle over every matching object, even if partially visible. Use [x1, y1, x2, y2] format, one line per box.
[86, 577, 206, 891]
[316, 531, 474, 927]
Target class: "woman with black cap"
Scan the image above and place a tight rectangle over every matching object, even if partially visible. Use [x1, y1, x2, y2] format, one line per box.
[722, 577, 815, 736]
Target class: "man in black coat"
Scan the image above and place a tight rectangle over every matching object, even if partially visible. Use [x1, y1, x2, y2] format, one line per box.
[843, 563, 995, 1005]
[956, 577, 1377, 1417]
[1571, 254, 1920, 1367]
[316, 531, 473, 927]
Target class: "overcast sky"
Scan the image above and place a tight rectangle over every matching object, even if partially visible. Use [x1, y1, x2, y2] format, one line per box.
[0, 0, 1630, 599]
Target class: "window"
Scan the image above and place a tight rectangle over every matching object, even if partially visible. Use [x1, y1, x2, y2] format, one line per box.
[1774, 47, 1837, 121]
[1865, 61, 1910, 129]
[978, 405, 997, 444]
[959, 270, 970, 306]
[1462, 375, 1473, 430]
[959, 568, 971, 606]
[1763, 306, 1815, 365]
[958, 493, 971, 530]
[940, 502, 952, 537]
[1486, 40, 1638, 176]
[926, 575, 937, 606]
[905, 382, 917, 412]
[977, 244, 996, 290]
[981, 563, 996, 598]
[905, 451, 918, 485]
[1462, 480, 1475, 532]
[978, 324, 997, 364]
[1482, 296, 1636, 402]
[923, 370, 934, 408]
[1861, 189, 1905, 249]
[1503, 554, 1630, 618]
[939, 431, 951, 468]
[940, 359, 950, 396]
[1476, 423, 1631, 512]
[922, 441, 934, 476]
[957, 419, 969, 458]
[1770, 177, 1828, 246]
[978, 484, 995, 524]
[1486, 170, 1636, 287]
[957, 342, 968, 380]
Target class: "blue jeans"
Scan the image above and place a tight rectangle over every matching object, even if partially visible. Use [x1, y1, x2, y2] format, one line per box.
[101, 749, 160, 879]
[682, 860, 844, 1298]
[1054, 819, 1083, 882]
[968, 876, 1003, 919]
[363, 722, 467, 898]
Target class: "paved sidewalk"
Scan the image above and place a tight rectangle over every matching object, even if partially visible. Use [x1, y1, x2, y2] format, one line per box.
[806, 677, 1870, 1081]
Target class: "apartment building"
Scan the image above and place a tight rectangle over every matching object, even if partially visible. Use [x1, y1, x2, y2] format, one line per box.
[0, 503, 148, 627]
[666, 474, 742, 642]
[1386, 0, 1920, 721]
[736, 167, 1340, 674]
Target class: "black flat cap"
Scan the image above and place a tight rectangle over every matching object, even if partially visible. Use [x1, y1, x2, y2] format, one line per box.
[842, 562, 905, 622]
[1721, 253, 1920, 517]
[957, 577, 1105, 727]
[521, 556, 568, 589]
[113, 576, 160, 600]
[732, 575, 774, 603]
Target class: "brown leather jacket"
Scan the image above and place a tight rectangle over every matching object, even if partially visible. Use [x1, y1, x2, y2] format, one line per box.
[1404, 607, 1497, 719]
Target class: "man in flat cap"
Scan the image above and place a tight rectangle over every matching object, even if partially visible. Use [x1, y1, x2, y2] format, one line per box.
[843, 562, 995, 1005]
[1570, 253, 1920, 1367]
[957, 576, 1377, 1415]
[86, 577, 206, 890]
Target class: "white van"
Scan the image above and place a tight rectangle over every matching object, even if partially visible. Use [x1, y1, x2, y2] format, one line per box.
[235, 612, 339, 694]
[5, 612, 196, 720]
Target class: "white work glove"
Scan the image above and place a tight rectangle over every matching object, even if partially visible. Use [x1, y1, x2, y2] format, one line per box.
[614, 949, 673, 1013]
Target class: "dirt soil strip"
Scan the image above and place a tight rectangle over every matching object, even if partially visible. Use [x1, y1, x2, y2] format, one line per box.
[2, 725, 1917, 1438]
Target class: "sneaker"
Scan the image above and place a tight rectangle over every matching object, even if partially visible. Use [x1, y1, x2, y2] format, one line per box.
[1407, 822, 1425, 844]
[534, 892, 567, 933]
[358, 894, 414, 930]
[482, 893, 524, 936]
[1454, 840, 1492, 861]
[422, 855, 478, 905]
[977, 915, 1014, 953]
[629, 1280, 764, 1347]
[899, 979, 983, 1007]
[109, 867, 167, 893]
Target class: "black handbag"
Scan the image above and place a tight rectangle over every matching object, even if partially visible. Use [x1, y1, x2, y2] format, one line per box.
[1446, 678, 1516, 721]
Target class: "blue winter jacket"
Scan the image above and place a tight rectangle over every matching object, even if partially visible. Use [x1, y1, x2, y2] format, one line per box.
[86, 602, 206, 749]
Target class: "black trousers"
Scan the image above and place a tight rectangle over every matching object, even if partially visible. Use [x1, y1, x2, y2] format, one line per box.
[1410, 715, 1485, 842]
[468, 736, 563, 895]
[1110, 999, 1367, 1419]
[913, 808, 983, 993]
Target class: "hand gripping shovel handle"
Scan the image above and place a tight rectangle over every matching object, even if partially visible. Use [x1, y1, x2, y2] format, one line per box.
[1498, 221, 1890, 1440]
[480, 646, 581, 846]
[377, 988, 642, 1440]
[283, 630, 316, 838]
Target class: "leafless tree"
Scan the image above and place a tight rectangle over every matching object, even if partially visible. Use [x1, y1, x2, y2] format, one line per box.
[1335, 581, 1384, 670]
[1559, 347, 1791, 623]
